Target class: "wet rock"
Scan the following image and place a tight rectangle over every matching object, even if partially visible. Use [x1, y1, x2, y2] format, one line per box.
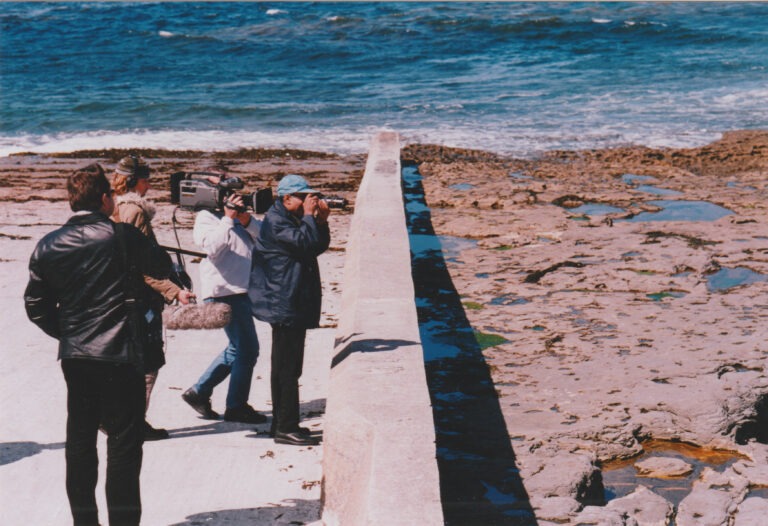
[521, 451, 603, 503]
[733, 497, 768, 526]
[731, 461, 768, 486]
[745, 443, 768, 464]
[503, 190, 538, 206]
[607, 485, 673, 526]
[552, 194, 585, 208]
[574, 505, 638, 526]
[676, 467, 749, 526]
[635, 456, 694, 478]
[530, 495, 581, 522]
[703, 258, 722, 274]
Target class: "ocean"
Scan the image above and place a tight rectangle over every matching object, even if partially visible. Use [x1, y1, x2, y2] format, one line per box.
[2, 2, 767, 157]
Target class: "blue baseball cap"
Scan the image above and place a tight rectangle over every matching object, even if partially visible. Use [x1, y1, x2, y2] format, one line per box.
[277, 174, 318, 196]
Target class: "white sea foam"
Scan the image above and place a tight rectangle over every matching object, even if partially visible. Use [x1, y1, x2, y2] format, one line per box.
[0, 124, 735, 161]
[266, 9, 286, 16]
[592, 18, 612, 24]
[158, 30, 174, 38]
[0, 129, 374, 158]
[716, 87, 768, 105]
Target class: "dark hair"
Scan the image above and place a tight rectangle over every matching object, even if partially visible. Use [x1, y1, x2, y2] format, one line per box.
[67, 163, 111, 212]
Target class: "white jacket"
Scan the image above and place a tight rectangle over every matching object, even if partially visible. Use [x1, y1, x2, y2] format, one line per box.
[193, 210, 261, 299]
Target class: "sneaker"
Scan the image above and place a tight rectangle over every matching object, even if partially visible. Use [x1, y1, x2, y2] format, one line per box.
[143, 421, 170, 441]
[224, 404, 267, 424]
[182, 388, 219, 420]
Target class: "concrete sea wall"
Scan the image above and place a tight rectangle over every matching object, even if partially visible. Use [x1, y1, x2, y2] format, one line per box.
[321, 131, 443, 525]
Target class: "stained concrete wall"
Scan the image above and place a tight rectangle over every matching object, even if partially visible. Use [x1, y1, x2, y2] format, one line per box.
[321, 131, 443, 525]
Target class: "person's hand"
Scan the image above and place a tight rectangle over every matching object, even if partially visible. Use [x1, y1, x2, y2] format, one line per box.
[316, 198, 330, 223]
[303, 194, 319, 217]
[223, 194, 244, 220]
[177, 289, 196, 305]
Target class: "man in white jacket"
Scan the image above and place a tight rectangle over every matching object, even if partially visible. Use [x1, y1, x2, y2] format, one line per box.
[182, 188, 267, 424]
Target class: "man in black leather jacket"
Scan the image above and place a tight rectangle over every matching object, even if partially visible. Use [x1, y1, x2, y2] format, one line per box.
[250, 174, 330, 447]
[24, 163, 171, 526]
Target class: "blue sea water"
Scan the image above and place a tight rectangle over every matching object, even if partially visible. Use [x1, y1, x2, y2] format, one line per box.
[1, 2, 767, 157]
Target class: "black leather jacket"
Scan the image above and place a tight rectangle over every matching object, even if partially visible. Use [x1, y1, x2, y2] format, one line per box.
[250, 199, 330, 328]
[24, 212, 171, 367]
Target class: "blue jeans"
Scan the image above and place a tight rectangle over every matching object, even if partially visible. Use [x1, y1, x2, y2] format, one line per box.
[193, 294, 259, 410]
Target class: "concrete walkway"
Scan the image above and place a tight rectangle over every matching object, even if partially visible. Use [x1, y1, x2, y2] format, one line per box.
[0, 202, 336, 525]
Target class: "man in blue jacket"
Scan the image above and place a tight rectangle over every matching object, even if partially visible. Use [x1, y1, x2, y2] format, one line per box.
[25, 163, 171, 526]
[250, 174, 330, 446]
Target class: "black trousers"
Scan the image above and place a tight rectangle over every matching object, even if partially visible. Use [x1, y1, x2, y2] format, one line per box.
[61, 359, 145, 526]
[270, 324, 306, 434]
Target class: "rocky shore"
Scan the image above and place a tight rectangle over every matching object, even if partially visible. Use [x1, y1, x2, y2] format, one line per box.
[404, 130, 768, 525]
[2, 131, 767, 525]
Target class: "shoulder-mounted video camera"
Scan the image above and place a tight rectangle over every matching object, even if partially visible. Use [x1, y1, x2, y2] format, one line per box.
[170, 172, 274, 214]
[170, 171, 349, 213]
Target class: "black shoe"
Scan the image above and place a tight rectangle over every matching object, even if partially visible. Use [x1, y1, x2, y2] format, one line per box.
[268, 426, 311, 437]
[182, 388, 219, 420]
[297, 426, 311, 436]
[143, 421, 170, 441]
[224, 404, 267, 424]
[274, 430, 319, 446]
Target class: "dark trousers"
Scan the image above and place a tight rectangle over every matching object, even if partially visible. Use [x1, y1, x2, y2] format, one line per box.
[270, 324, 306, 433]
[61, 359, 145, 526]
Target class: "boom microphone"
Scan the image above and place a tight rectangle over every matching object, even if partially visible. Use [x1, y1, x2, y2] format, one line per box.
[162, 302, 232, 330]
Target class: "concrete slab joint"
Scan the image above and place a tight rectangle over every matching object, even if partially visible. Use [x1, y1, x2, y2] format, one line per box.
[322, 131, 444, 525]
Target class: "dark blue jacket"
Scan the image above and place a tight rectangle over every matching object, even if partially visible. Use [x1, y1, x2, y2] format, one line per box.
[249, 199, 330, 328]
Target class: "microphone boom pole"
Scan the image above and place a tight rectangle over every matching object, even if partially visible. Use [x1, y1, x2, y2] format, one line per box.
[160, 245, 207, 259]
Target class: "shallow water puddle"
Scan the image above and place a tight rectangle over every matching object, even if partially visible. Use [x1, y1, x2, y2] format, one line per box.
[449, 183, 475, 190]
[635, 184, 683, 196]
[602, 440, 748, 506]
[622, 173, 683, 196]
[569, 203, 625, 216]
[622, 173, 657, 184]
[707, 266, 768, 291]
[626, 200, 733, 222]
[490, 293, 529, 306]
[409, 234, 479, 264]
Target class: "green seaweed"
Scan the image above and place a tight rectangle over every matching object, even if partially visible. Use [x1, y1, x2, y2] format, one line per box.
[474, 331, 508, 350]
[646, 291, 687, 301]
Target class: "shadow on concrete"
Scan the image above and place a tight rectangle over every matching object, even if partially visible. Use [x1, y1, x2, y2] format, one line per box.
[299, 397, 326, 419]
[167, 420, 266, 439]
[0, 440, 65, 466]
[331, 338, 419, 368]
[169, 398, 327, 439]
[169, 498, 320, 525]
[403, 164, 537, 525]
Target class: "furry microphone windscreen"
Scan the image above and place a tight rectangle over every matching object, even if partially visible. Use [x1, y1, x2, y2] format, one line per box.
[162, 302, 232, 330]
